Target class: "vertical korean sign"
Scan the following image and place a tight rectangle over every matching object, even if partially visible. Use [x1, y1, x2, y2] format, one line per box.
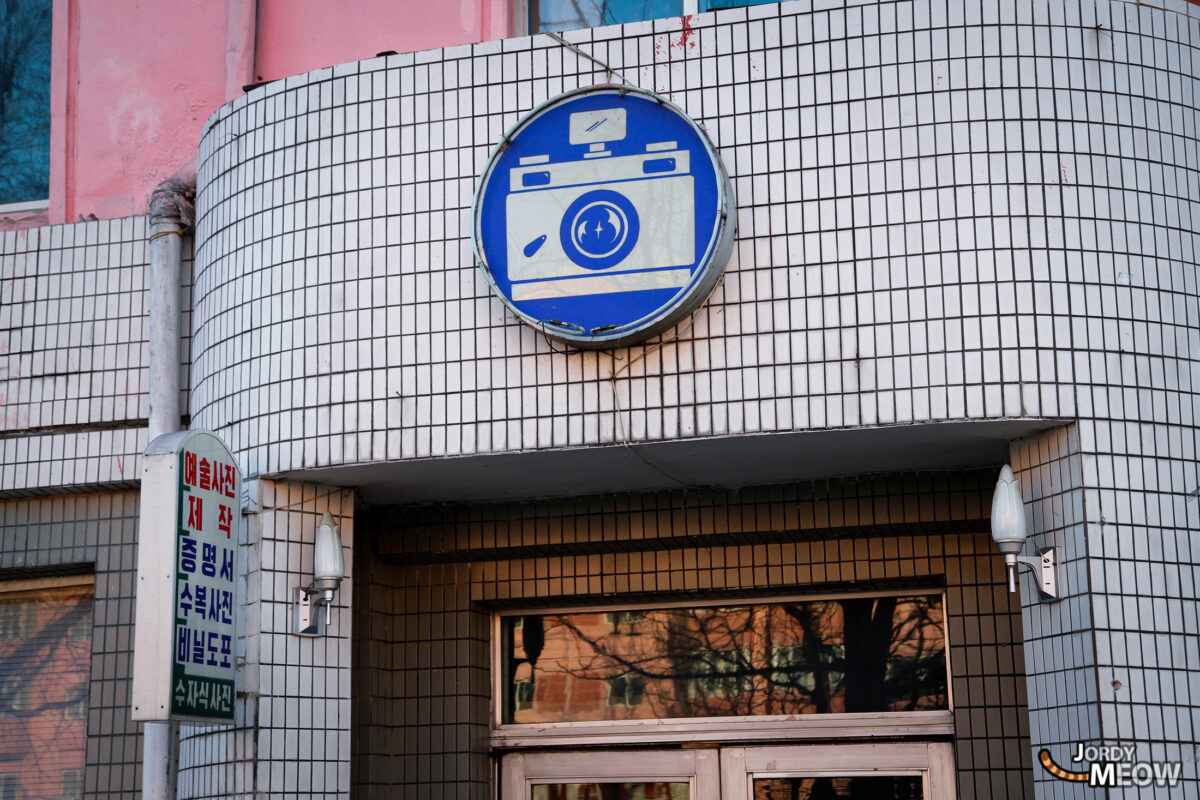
[132, 430, 239, 723]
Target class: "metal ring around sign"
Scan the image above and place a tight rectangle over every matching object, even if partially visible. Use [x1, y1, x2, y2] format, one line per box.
[472, 85, 737, 349]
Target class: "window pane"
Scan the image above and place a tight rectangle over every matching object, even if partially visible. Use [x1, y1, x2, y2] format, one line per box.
[533, 783, 689, 800]
[62, 768, 84, 800]
[0, 584, 93, 798]
[0, 0, 52, 205]
[700, 0, 779, 10]
[503, 595, 947, 723]
[530, 0, 683, 33]
[754, 777, 923, 800]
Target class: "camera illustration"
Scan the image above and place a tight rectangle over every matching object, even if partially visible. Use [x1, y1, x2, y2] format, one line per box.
[505, 106, 696, 301]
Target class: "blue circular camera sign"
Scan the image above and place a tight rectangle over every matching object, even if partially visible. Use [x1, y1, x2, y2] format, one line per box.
[473, 86, 736, 348]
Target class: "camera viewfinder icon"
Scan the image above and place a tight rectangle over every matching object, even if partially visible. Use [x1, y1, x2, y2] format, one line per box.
[569, 108, 627, 158]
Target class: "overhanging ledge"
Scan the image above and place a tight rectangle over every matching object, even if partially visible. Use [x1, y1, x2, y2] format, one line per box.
[275, 419, 1068, 504]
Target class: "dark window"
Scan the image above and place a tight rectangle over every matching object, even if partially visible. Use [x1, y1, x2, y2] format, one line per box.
[528, 0, 780, 34]
[0, 601, 29, 639]
[64, 684, 87, 719]
[683, 649, 751, 700]
[514, 677, 536, 710]
[604, 610, 646, 632]
[699, 0, 777, 10]
[0, 674, 28, 711]
[606, 674, 645, 706]
[0, 0, 52, 205]
[503, 594, 948, 723]
[62, 769, 84, 800]
[530, 0, 683, 32]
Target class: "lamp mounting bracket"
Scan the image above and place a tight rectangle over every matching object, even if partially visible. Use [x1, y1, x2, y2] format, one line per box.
[1007, 550, 1059, 599]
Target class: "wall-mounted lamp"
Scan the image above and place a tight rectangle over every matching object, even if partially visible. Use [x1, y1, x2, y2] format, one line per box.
[294, 511, 346, 636]
[990, 465, 1060, 599]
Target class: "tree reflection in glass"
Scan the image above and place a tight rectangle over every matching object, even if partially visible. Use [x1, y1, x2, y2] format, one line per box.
[753, 776, 923, 800]
[504, 595, 947, 723]
[529, 0, 683, 33]
[0, 0, 52, 204]
[532, 783, 689, 800]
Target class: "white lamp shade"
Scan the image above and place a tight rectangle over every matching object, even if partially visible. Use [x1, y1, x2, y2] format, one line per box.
[313, 511, 346, 582]
[990, 465, 1027, 555]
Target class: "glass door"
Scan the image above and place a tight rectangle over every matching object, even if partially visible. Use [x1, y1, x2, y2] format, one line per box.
[502, 750, 720, 800]
[720, 743, 956, 800]
[502, 744, 952, 800]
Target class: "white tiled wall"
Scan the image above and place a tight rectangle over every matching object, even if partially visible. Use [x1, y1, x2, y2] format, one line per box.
[178, 481, 354, 799]
[193, 0, 1199, 479]
[0, 492, 142, 799]
[1014, 419, 1200, 796]
[189, 1, 1200, 797]
[1, 0, 1198, 798]
[1012, 429, 1099, 799]
[0, 218, 190, 494]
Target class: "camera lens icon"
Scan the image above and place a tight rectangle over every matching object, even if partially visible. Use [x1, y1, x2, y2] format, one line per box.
[559, 190, 640, 270]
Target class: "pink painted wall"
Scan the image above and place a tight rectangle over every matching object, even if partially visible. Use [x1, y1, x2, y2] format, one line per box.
[50, 0, 231, 223]
[255, 0, 510, 87]
[48, 0, 510, 225]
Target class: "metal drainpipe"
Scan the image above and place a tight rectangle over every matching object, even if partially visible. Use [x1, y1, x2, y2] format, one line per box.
[142, 164, 196, 800]
[140, 8, 258, 796]
[140, 6, 254, 795]
[147, 169, 193, 440]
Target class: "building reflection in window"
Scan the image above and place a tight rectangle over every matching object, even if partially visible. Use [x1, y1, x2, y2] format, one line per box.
[503, 594, 947, 723]
[0, 583, 93, 798]
[533, 783, 689, 800]
[753, 776, 923, 800]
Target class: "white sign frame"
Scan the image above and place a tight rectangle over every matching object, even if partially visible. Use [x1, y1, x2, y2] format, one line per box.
[132, 430, 240, 723]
